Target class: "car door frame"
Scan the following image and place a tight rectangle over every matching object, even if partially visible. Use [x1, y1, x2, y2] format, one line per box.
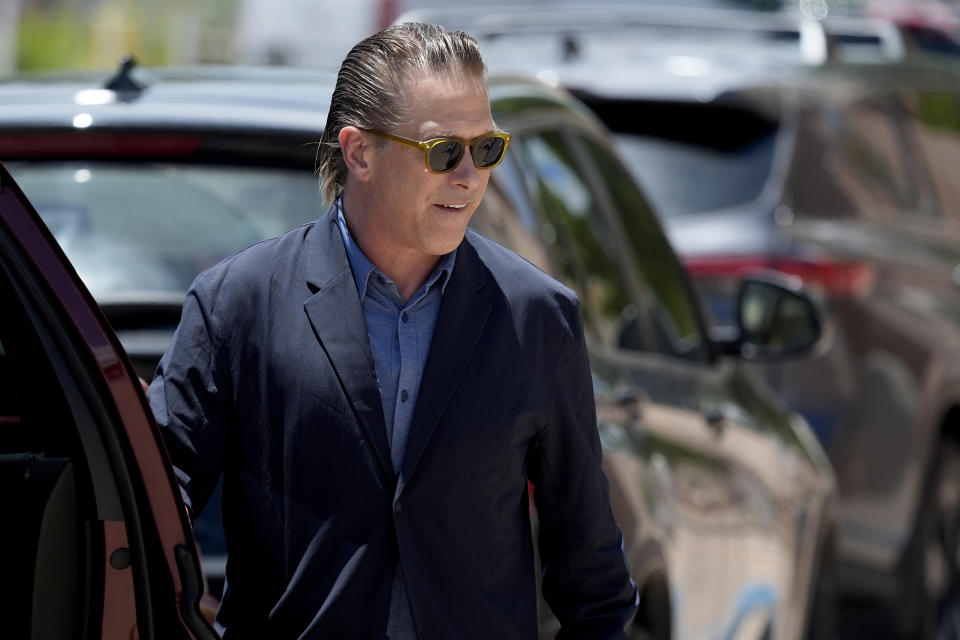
[0, 162, 215, 639]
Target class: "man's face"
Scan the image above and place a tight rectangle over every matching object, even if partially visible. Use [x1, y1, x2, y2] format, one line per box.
[364, 73, 495, 260]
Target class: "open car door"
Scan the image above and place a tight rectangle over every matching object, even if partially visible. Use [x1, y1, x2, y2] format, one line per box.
[0, 163, 217, 639]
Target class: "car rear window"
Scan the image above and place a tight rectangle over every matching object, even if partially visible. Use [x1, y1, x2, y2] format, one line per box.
[582, 98, 780, 217]
[6, 162, 326, 301]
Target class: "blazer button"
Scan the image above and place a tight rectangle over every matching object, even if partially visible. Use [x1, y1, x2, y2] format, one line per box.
[395, 502, 402, 513]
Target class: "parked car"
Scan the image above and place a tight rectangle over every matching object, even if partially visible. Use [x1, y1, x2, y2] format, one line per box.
[406, 5, 960, 638]
[0, 163, 218, 637]
[0, 61, 834, 639]
[863, 0, 960, 60]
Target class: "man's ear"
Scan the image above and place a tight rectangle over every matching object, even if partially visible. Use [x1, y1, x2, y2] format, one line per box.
[339, 126, 373, 183]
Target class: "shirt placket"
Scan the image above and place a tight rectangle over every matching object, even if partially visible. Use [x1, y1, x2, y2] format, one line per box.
[391, 299, 420, 471]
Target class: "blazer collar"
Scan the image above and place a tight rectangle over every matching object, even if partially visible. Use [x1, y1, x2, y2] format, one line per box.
[302, 208, 493, 490]
[302, 204, 394, 484]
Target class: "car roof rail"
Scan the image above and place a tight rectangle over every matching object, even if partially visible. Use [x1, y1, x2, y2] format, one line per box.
[397, 5, 908, 65]
[821, 14, 907, 63]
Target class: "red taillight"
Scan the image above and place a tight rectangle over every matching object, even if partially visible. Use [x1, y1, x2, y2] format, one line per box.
[0, 133, 202, 158]
[683, 256, 769, 279]
[684, 255, 874, 298]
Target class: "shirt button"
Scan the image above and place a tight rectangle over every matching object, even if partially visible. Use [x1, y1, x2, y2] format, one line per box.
[401, 312, 409, 323]
[400, 389, 409, 402]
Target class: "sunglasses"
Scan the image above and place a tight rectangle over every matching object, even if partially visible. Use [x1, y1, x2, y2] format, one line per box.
[360, 128, 511, 174]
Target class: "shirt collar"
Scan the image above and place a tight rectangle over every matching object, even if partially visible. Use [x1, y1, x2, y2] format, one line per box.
[335, 194, 457, 301]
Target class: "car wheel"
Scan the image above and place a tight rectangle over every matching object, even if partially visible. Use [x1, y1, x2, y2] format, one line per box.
[907, 437, 960, 640]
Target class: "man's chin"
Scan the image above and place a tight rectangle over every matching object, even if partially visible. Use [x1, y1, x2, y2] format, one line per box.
[431, 239, 465, 257]
[428, 227, 471, 257]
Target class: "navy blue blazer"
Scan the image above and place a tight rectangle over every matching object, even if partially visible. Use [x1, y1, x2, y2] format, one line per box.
[148, 205, 637, 639]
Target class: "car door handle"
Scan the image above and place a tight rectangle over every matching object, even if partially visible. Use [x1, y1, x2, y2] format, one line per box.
[702, 407, 728, 437]
[599, 387, 648, 421]
[612, 387, 647, 407]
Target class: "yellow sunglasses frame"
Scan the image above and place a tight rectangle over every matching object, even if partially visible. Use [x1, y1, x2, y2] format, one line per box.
[360, 128, 511, 174]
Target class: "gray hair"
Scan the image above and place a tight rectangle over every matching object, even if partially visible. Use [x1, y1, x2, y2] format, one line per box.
[316, 22, 488, 202]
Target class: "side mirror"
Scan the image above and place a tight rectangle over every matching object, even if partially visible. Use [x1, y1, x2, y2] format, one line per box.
[712, 273, 821, 360]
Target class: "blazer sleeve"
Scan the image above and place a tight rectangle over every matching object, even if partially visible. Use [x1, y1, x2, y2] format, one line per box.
[527, 295, 639, 639]
[147, 270, 233, 517]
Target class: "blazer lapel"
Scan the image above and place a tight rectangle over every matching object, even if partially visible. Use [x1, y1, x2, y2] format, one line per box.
[302, 206, 394, 482]
[400, 237, 491, 485]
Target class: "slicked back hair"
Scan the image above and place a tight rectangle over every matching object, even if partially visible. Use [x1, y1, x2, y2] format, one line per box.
[316, 22, 488, 202]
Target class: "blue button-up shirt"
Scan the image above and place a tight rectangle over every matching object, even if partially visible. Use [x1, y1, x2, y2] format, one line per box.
[336, 197, 455, 639]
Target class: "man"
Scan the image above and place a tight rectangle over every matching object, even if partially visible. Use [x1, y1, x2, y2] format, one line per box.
[148, 22, 637, 639]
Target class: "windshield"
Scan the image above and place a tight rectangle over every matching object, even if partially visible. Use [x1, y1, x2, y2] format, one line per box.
[7, 163, 326, 301]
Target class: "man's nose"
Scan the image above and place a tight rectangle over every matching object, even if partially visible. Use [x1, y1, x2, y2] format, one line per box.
[449, 148, 482, 188]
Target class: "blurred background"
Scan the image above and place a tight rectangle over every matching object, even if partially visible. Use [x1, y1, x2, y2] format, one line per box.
[4, 0, 958, 76]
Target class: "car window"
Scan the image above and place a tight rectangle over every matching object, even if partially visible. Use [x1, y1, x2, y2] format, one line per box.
[910, 90, 960, 221]
[514, 129, 705, 362]
[516, 130, 634, 348]
[470, 154, 558, 276]
[6, 162, 326, 301]
[614, 133, 777, 217]
[0, 246, 95, 637]
[837, 100, 928, 218]
[584, 99, 779, 217]
[577, 133, 707, 362]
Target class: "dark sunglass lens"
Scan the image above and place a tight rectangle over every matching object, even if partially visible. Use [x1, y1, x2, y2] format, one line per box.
[473, 136, 506, 167]
[429, 140, 465, 172]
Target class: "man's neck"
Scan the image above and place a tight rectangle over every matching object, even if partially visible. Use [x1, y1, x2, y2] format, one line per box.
[341, 191, 440, 303]
[370, 252, 439, 303]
